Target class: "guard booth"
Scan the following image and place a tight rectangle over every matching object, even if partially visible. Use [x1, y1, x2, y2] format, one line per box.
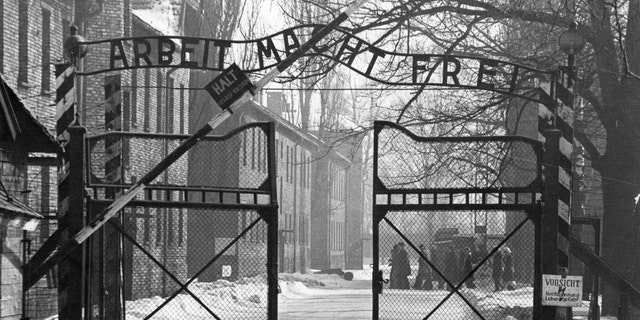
[371, 121, 544, 320]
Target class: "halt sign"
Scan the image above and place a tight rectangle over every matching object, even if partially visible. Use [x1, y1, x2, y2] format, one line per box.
[205, 63, 254, 110]
[542, 274, 583, 307]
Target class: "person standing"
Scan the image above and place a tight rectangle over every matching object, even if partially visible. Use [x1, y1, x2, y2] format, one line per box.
[389, 243, 400, 289]
[413, 244, 432, 290]
[431, 244, 445, 289]
[444, 244, 457, 291]
[492, 247, 504, 291]
[462, 247, 476, 289]
[502, 247, 516, 290]
[395, 242, 411, 289]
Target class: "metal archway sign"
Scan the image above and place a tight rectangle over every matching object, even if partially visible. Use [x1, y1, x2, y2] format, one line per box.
[81, 24, 554, 102]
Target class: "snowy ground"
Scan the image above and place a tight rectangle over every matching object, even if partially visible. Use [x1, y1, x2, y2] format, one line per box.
[43, 267, 615, 319]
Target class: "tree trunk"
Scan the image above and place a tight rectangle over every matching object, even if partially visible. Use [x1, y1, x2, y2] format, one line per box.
[599, 128, 640, 316]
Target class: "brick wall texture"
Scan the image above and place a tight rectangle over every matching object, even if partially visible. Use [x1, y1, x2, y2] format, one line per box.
[1, 0, 73, 319]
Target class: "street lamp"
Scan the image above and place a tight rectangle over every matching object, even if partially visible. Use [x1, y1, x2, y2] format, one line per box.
[63, 25, 88, 64]
[558, 21, 586, 87]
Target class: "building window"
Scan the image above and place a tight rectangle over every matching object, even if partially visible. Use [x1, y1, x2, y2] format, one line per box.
[167, 209, 174, 245]
[300, 151, 304, 188]
[41, 7, 51, 94]
[143, 207, 150, 244]
[242, 131, 247, 166]
[143, 69, 150, 131]
[251, 129, 256, 169]
[286, 146, 290, 182]
[18, 0, 29, 86]
[178, 208, 184, 246]
[131, 68, 138, 124]
[0, 0, 4, 74]
[257, 132, 263, 172]
[166, 77, 174, 133]
[122, 89, 130, 131]
[179, 84, 185, 134]
[292, 145, 297, 182]
[156, 71, 164, 132]
[123, 0, 131, 38]
[156, 209, 163, 245]
[62, 19, 70, 41]
[307, 156, 311, 189]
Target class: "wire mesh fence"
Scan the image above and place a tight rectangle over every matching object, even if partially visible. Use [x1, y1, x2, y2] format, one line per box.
[82, 206, 269, 320]
[377, 210, 535, 320]
[375, 125, 540, 191]
[22, 122, 275, 319]
[87, 124, 269, 191]
[82, 122, 274, 319]
[23, 218, 59, 320]
[373, 122, 541, 320]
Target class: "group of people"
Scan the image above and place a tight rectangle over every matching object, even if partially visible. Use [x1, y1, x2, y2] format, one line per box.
[388, 242, 516, 291]
[388, 242, 480, 290]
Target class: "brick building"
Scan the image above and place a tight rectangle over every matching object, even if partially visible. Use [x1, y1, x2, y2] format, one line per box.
[233, 100, 362, 273]
[0, 75, 61, 320]
[76, 1, 192, 301]
[1, 0, 70, 318]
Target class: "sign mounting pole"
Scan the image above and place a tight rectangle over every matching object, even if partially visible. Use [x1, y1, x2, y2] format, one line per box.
[27, 0, 369, 288]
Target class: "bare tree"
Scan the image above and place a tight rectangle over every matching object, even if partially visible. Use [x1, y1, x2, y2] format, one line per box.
[188, 0, 246, 131]
[288, 0, 640, 314]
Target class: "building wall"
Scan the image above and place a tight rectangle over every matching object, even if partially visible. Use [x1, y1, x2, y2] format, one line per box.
[0, 149, 28, 320]
[273, 132, 312, 273]
[0, 1, 73, 319]
[235, 107, 354, 274]
[1, 0, 71, 131]
[310, 154, 348, 270]
[76, 0, 191, 302]
[0, 227, 23, 320]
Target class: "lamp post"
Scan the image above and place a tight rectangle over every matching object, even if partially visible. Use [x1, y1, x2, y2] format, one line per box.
[551, 22, 586, 320]
[558, 21, 586, 87]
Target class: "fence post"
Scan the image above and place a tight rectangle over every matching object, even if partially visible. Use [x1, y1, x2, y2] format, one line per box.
[541, 129, 561, 320]
[267, 121, 279, 320]
[58, 123, 87, 320]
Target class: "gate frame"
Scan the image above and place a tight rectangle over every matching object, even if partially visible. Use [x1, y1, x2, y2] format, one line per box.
[66, 121, 280, 319]
[371, 120, 546, 320]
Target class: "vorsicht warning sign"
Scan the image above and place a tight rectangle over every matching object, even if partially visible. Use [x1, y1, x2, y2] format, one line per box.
[542, 274, 583, 307]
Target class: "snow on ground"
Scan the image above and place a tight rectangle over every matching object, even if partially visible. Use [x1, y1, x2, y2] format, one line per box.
[463, 287, 534, 319]
[43, 267, 618, 319]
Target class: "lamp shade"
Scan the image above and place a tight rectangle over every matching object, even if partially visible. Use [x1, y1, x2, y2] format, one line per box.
[63, 25, 88, 61]
[559, 22, 586, 55]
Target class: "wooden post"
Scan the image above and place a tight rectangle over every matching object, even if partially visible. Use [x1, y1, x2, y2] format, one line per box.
[267, 122, 279, 320]
[58, 124, 86, 320]
[541, 129, 561, 319]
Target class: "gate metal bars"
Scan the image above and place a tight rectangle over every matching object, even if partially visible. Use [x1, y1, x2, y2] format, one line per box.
[80, 122, 278, 319]
[372, 121, 543, 320]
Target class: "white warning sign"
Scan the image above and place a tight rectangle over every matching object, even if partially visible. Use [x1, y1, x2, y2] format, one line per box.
[542, 274, 583, 307]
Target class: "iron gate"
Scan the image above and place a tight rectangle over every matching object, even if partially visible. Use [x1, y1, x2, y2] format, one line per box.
[372, 121, 543, 320]
[79, 122, 277, 319]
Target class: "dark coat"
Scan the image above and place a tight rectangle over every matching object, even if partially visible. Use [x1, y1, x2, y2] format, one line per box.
[395, 247, 411, 278]
[492, 250, 504, 278]
[503, 251, 515, 282]
[417, 250, 430, 276]
[463, 251, 475, 281]
[444, 248, 458, 282]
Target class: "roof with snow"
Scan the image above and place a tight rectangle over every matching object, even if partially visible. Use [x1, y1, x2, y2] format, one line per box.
[132, 0, 183, 36]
